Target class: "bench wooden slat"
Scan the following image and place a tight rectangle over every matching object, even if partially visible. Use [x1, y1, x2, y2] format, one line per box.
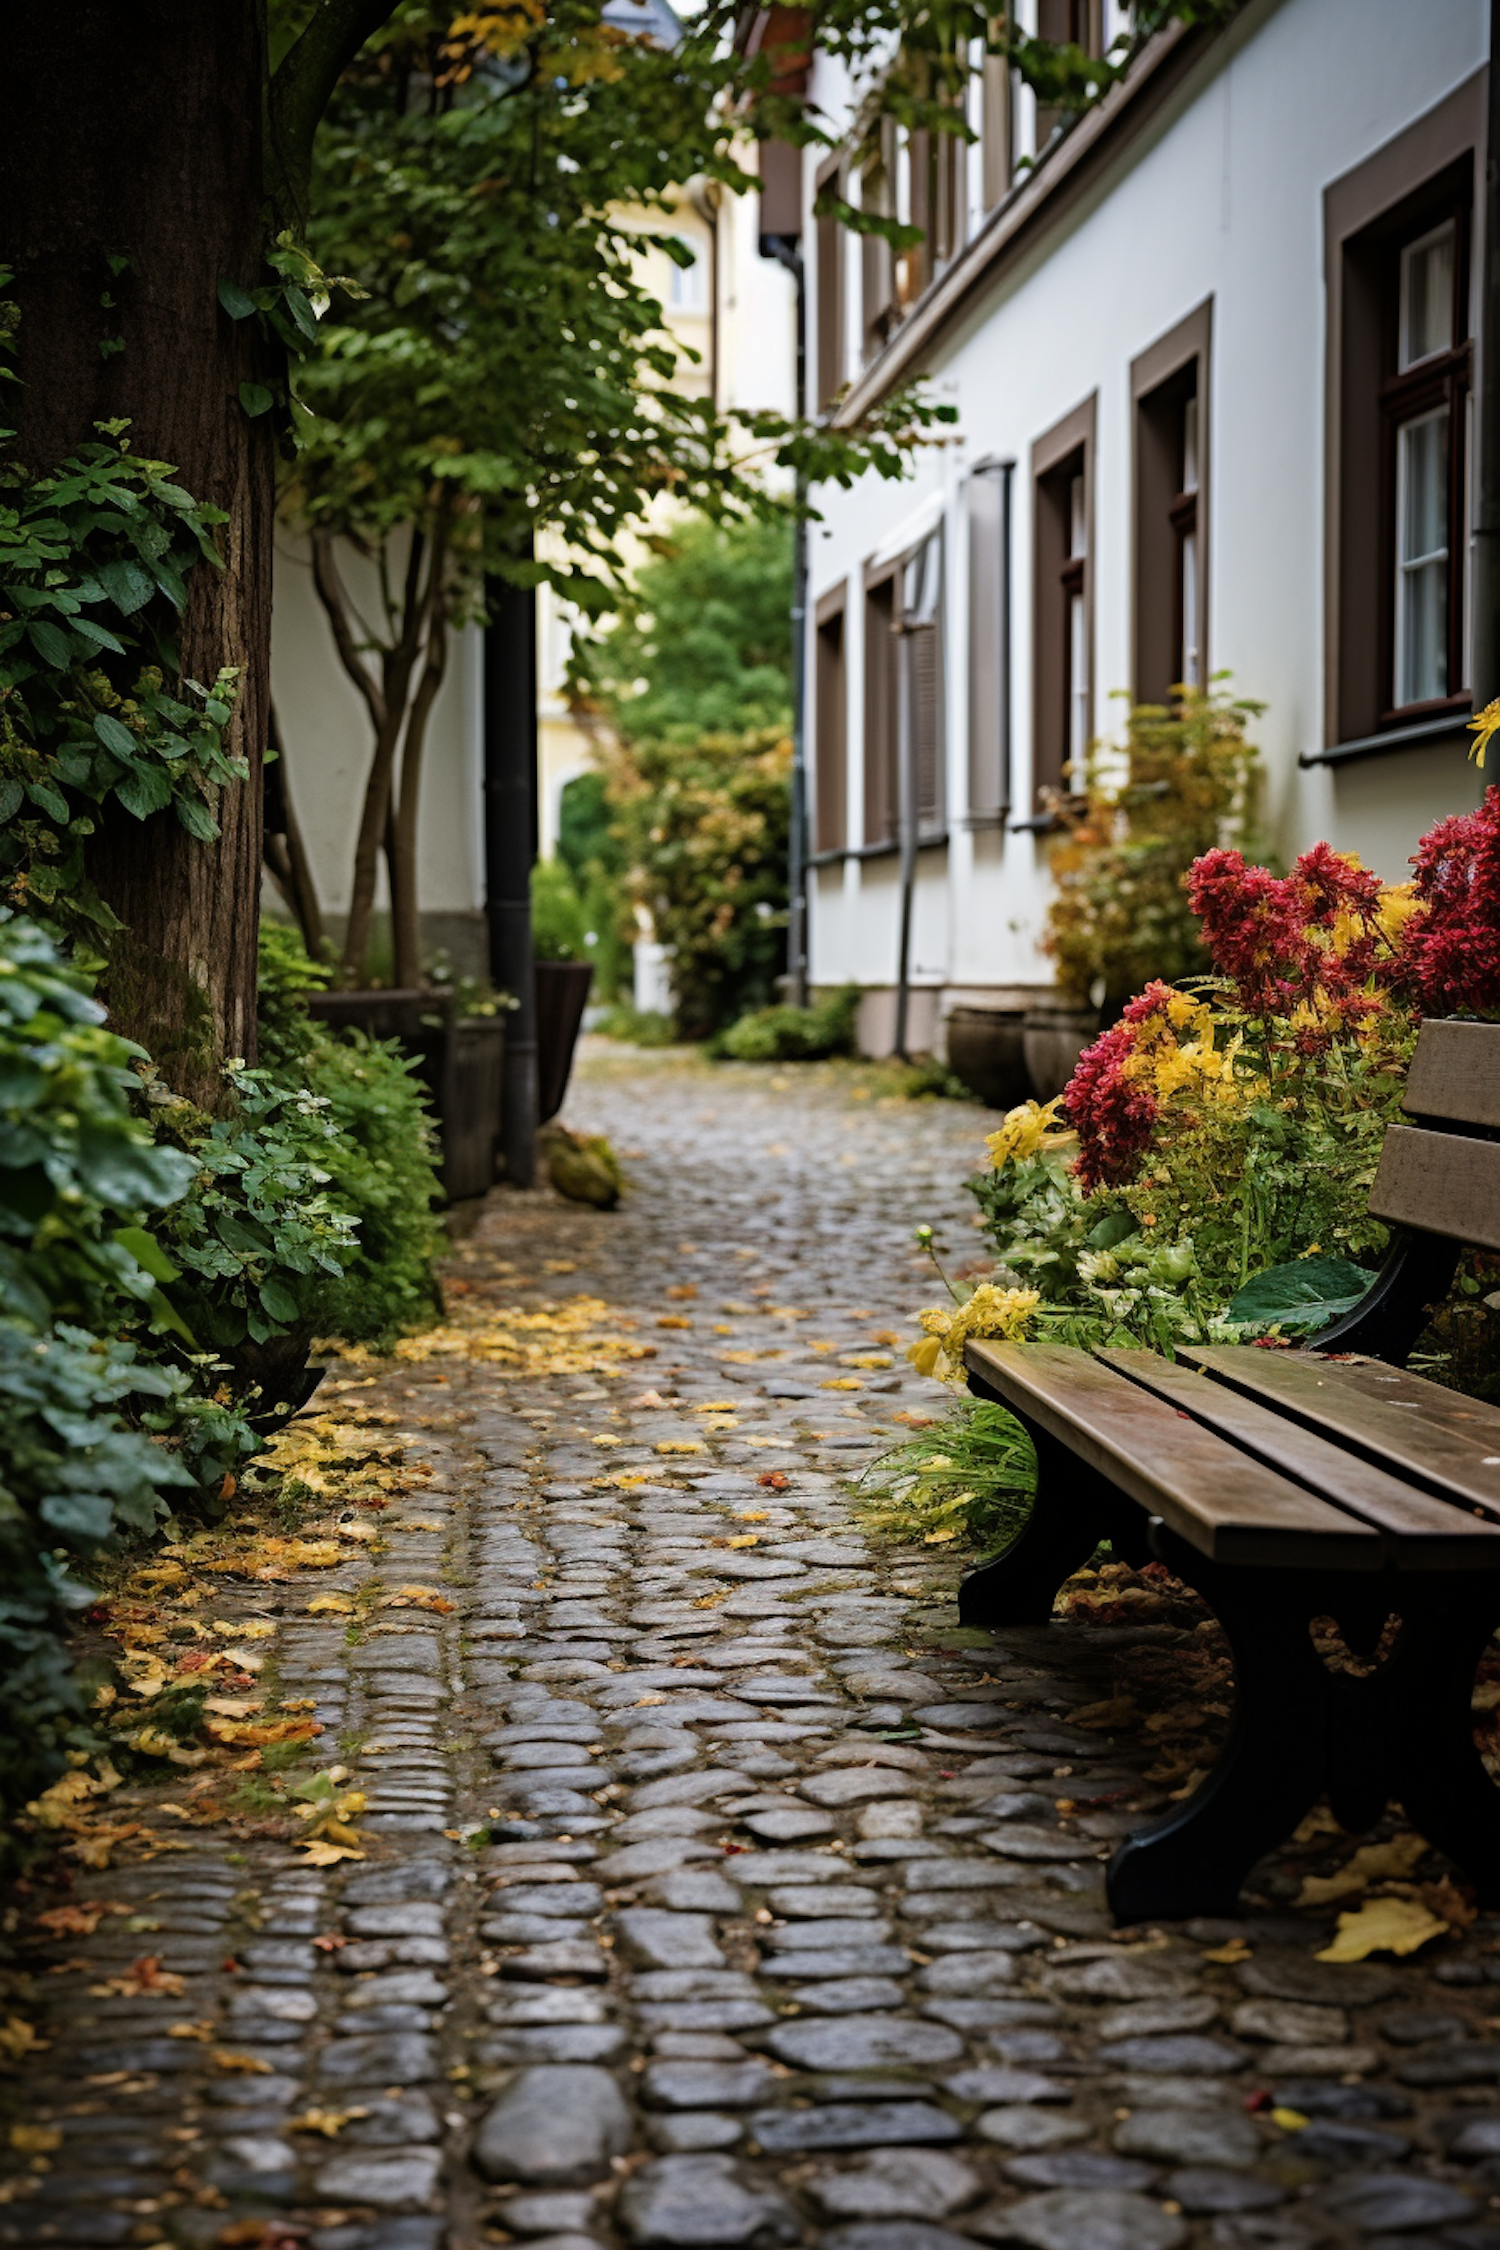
[1369, 1125, 1500, 1251]
[964, 1339, 1382, 1569]
[1181, 1345, 1500, 1515]
[1097, 1346, 1500, 1567]
[1404, 1019, 1500, 1129]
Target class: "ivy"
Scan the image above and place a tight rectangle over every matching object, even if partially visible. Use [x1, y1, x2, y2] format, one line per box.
[0, 287, 245, 929]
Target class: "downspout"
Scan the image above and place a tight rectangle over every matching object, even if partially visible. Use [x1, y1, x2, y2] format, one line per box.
[483, 549, 539, 1189]
[763, 235, 810, 1008]
[1474, 0, 1500, 708]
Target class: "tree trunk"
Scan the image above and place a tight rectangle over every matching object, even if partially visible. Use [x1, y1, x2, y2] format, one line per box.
[389, 596, 451, 989]
[0, 2, 275, 1104]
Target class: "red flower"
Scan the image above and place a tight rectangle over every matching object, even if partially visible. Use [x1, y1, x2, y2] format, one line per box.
[1064, 1021, 1158, 1193]
[1399, 786, 1500, 1018]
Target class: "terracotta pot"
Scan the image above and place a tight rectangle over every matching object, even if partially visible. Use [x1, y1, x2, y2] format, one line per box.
[1022, 1004, 1100, 1102]
[945, 1008, 1031, 1112]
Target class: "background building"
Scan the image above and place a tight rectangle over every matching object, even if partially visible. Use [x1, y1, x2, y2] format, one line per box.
[802, 0, 1491, 1053]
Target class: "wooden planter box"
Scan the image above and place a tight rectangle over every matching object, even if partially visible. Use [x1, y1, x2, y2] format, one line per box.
[303, 987, 503, 1200]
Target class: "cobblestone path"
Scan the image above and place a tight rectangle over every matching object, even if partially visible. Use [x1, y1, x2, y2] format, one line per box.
[7, 1048, 1500, 2250]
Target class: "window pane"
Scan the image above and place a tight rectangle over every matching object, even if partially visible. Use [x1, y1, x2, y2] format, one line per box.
[1182, 395, 1199, 495]
[1068, 587, 1088, 768]
[1396, 404, 1449, 705]
[1068, 473, 1086, 560]
[1181, 528, 1199, 687]
[1399, 222, 1455, 370]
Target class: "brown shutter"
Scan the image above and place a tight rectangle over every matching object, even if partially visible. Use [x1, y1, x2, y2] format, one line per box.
[814, 591, 847, 851]
[863, 574, 898, 844]
[968, 461, 1011, 819]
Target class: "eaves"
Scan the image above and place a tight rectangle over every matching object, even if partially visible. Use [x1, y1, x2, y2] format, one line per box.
[829, 14, 1226, 428]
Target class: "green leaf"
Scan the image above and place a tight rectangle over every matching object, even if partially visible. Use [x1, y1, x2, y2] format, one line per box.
[1226, 1255, 1378, 1335]
[175, 794, 219, 841]
[26, 619, 74, 669]
[39, 1491, 116, 1542]
[70, 616, 126, 655]
[109, 1225, 181, 1285]
[145, 1285, 200, 1349]
[0, 780, 22, 822]
[258, 1278, 301, 1326]
[98, 558, 156, 615]
[113, 762, 174, 820]
[218, 278, 259, 320]
[93, 712, 139, 760]
[238, 382, 275, 418]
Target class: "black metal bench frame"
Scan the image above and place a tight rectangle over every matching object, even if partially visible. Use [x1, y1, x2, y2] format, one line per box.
[958, 1018, 1500, 1923]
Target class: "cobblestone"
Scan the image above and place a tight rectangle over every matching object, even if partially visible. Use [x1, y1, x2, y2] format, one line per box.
[7, 1048, 1500, 2246]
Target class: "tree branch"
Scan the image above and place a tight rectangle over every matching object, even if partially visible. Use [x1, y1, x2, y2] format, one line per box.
[267, 0, 402, 229]
[310, 529, 387, 735]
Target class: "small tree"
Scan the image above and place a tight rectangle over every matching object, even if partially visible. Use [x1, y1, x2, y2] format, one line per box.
[289, 11, 944, 989]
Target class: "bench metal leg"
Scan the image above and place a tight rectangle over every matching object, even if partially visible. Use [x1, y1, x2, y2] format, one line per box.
[1108, 1531, 1500, 1921]
[1389, 1588, 1500, 1909]
[957, 1424, 1121, 1629]
[1108, 1532, 1329, 1923]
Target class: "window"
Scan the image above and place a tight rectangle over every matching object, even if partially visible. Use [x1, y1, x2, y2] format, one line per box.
[814, 586, 848, 852]
[1031, 396, 1096, 807]
[860, 124, 897, 363]
[1132, 300, 1211, 707]
[864, 569, 898, 843]
[667, 240, 706, 312]
[1387, 220, 1466, 713]
[815, 155, 846, 409]
[967, 458, 1014, 822]
[1324, 73, 1481, 750]
[1035, 0, 1106, 148]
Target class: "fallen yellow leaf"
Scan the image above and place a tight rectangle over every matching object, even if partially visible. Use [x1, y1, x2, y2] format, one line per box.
[289, 2105, 369, 2137]
[0, 2019, 47, 2063]
[1271, 2107, 1309, 2132]
[168, 2021, 216, 2041]
[1202, 1937, 1252, 1965]
[9, 2125, 60, 2156]
[1317, 1895, 1448, 1961]
[1297, 1832, 1428, 1907]
[657, 1316, 693, 1330]
[696, 1401, 741, 1413]
[212, 1619, 275, 1640]
[736, 1511, 769, 1522]
[211, 2049, 274, 2075]
[299, 1838, 366, 1867]
[820, 1377, 864, 1390]
[307, 1593, 354, 1615]
[656, 1440, 705, 1455]
[726, 1535, 760, 1549]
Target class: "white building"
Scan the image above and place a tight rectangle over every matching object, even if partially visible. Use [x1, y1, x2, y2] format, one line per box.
[801, 0, 1491, 1054]
[270, 167, 796, 975]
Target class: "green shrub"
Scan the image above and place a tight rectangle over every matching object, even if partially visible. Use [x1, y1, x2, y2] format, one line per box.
[718, 984, 861, 1062]
[532, 855, 589, 962]
[256, 923, 444, 1347]
[1045, 686, 1262, 1017]
[0, 1322, 198, 1818]
[860, 1398, 1035, 1557]
[594, 1003, 679, 1048]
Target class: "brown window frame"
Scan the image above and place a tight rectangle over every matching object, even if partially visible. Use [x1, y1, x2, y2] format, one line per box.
[1324, 71, 1483, 753]
[813, 582, 848, 853]
[1031, 394, 1096, 811]
[815, 152, 846, 411]
[1376, 205, 1471, 726]
[1131, 298, 1212, 708]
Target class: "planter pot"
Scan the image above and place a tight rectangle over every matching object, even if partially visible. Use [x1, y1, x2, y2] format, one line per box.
[945, 1008, 1031, 1112]
[536, 960, 594, 1124]
[304, 987, 503, 1199]
[1022, 1005, 1100, 1103]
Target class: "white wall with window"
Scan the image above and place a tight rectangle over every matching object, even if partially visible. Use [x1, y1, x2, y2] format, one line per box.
[803, 0, 1490, 1053]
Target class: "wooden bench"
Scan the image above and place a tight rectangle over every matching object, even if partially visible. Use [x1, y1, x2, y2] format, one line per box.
[959, 1018, 1500, 1924]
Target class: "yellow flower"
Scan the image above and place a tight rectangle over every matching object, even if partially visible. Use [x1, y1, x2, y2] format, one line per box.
[1375, 881, 1419, 943]
[985, 1097, 1063, 1172]
[912, 1282, 1041, 1381]
[1470, 699, 1500, 768]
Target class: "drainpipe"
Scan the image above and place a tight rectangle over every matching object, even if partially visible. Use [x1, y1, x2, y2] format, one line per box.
[762, 235, 809, 1007]
[483, 550, 539, 1189]
[1474, 0, 1500, 708]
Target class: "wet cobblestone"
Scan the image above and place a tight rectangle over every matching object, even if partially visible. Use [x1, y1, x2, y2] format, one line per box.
[4, 1047, 1500, 2248]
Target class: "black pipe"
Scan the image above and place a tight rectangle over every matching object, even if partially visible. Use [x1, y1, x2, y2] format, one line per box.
[1473, 0, 1500, 707]
[483, 554, 539, 1189]
[763, 234, 809, 1007]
